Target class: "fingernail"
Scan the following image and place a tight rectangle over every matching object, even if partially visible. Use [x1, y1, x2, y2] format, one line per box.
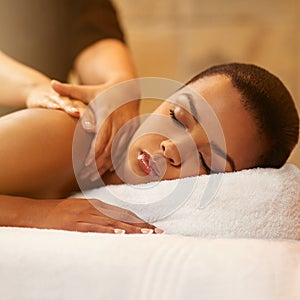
[49, 103, 60, 109]
[83, 120, 93, 130]
[154, 228, 165, 234]
[90, 172, 100, 182]
[67, 107, 79, 113]
[85, 157, 93, 167]
[141, 228, 154, 234]
[114, 229, 125, 234]
[79, 168, 90, 179]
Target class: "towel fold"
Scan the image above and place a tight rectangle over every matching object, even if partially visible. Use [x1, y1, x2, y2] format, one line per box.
[75, 163, 300, 239]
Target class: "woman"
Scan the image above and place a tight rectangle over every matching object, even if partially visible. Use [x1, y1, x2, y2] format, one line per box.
[0, 63, 298, 234]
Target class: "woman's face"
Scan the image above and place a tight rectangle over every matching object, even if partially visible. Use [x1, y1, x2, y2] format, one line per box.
[119, 75, 265, 184]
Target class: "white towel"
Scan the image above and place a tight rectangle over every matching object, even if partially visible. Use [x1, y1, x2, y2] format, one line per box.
[75, 163, 300, 239]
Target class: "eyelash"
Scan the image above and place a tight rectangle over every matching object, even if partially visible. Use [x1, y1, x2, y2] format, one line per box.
[169, 109, 185, 128]
[199, 152, 212, 174]
[169, 108, 212, 174]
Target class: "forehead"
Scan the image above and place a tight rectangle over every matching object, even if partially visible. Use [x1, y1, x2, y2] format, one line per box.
[187, 75, 240, 110]
[186, 75, 263, 169]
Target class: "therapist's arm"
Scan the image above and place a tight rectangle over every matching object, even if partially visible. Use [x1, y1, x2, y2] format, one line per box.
[0, 51, 85, 116]
[52, 39, 139, 179]
[74, 39, 136, 86]
[0, 51, 50, 107]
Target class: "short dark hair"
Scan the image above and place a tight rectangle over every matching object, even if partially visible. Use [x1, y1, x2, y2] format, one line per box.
[186, 63, 299, 168]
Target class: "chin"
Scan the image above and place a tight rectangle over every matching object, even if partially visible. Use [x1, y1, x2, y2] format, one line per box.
[122, 173, 162, 185]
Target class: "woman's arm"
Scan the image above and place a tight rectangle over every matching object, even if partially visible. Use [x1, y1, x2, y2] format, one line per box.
[0, 195, 158, 234]
[0, 108, 160, 233]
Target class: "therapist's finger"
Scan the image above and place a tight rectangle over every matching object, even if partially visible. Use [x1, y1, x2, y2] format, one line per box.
[80, 105, 97, 132]
[94, 126, 115, 175]
[51, 80, 96, 103]
[85, 117, 112, 167]
[48, 94, 81, 117]
[27, 94, 58, 109]
[68, 100, 87, 117]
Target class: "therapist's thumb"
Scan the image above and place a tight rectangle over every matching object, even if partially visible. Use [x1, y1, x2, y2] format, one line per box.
[51, 80, 94, 104]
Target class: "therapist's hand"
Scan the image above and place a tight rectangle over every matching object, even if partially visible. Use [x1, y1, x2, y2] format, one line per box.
[26, 83, 86, 117]
[51, 80, 140, 180]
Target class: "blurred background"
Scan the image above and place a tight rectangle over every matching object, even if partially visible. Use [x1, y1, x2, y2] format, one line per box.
[0, 0, 298, 166]
[113, 0, 300, 166]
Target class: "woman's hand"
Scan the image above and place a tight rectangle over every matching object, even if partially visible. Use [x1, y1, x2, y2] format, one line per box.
[37, 198, 161, 234]
[0, 195, 162, 234]
[51, 80, 140, 180]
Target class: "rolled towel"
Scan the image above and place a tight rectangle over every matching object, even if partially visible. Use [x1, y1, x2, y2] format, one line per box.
[75, 163, 300, 239]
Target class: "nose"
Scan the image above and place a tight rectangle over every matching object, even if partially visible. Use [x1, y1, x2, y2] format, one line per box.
[160, 140, 181, 166]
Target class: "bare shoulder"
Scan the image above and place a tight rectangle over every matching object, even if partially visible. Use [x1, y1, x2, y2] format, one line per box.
[0, 109, 79, 198]
[0, 108, 77, 129]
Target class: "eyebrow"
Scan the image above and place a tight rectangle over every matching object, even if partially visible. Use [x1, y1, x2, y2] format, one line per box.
[181, 92, 201, 122]
[180, 93, 236, 172]
[210, 141, 236, 172]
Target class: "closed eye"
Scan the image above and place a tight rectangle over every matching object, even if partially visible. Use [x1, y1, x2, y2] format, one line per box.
[170, 108, 216, 175]
[199, 152, 211, 174]
[169, 109, 185, 128]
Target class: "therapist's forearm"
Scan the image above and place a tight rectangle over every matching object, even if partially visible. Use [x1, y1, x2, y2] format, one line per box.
[74, 39, 137, 85]
[0, 51, 50, 107]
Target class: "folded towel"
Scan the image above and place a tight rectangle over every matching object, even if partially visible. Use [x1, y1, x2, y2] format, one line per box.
[75, 163, 300, 239]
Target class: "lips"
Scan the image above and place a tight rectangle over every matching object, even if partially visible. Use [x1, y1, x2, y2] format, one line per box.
[137, 151, 160, 176]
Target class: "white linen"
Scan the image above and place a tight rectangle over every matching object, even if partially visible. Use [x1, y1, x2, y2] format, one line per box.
[0, 227, 300, 300]
[76, 163, 300, 239]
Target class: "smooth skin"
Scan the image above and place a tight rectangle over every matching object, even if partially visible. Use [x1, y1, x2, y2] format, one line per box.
[116, 75, 265, 184]
[0, 74, 264, 233]
[0, 108, 157, 233]
[0, 38, 138, 179]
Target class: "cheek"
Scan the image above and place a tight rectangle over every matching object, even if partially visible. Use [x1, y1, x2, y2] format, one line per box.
[221, 119, 262, 170]
[128, 134, 164, 153]
[162, 162, 203, 181]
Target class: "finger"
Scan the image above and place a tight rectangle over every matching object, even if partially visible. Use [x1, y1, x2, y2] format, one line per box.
[87, 201, 164, 233]
[90, 145, 112, 178]
[46, 101, 60, 109]
[79, 167, 93, 180]
[84, 121, 110, 167]
[81, 106, 97, 132]
[94, 118, 111, 156]
[28, 95, 60, 110]
[77, 223, 164, 234]
[84, 137, 97, 167]
[80, 217, 151, 234]
[72, 100, 87, 117]
[75, 222, 115, 233]
[91, 120, 116, 175]
[90, 202, 154, 227]
[113, 221, 157, 234]
[97, 159, 112, 177]
[51, 80, 94, 103]
[108, 121, 138, 172]
[48, 94, 80, 117]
